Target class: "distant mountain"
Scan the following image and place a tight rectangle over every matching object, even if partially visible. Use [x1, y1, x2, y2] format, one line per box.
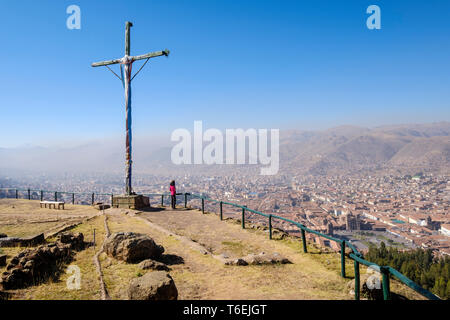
[280, 122, 450, 175]
[1, 122, 449, 176]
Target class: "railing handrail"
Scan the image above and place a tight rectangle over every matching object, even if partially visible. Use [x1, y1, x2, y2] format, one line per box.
[184, 192, 440, 301]
[0, 187, 440, 300]
[0, 188, 113, 196]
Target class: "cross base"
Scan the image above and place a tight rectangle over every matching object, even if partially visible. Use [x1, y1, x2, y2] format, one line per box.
[112, 194, 150, 210]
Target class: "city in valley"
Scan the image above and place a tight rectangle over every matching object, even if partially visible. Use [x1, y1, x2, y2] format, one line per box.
[2, 171, 448, 257]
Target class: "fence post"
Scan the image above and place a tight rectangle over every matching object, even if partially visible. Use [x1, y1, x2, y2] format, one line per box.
[15, 189, 18, 199]
[269, 215, 272, 240]
[40, 190, 43, 201]
[354, 260, 360, 300]
[219, 201, 223, 220]
[241, 206, 246, 229]
[201, 198, 205, 214]
[54, 192, 57, 202]
[27, 188, 31, 200]
[381, 267, 391, 300]
[341, 240, 346, 278]
[184, 193, 188, 208]
[91, 193, 95, 205]
[161, 195, 164, 207]
[111, 194, 114, 206]
[301, 229, 307, 253]
[72, 193, 75, 204]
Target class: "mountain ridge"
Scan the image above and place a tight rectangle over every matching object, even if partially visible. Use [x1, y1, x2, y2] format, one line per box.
[1, 122, 449, 176]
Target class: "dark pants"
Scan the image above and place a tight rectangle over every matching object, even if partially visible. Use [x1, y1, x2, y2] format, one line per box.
[171, 195, 176, 209]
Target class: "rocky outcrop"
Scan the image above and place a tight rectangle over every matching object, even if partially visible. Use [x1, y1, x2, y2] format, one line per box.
[104, 232, 164, 263]
[0, 234, 45, 248]
[0, 232, 86, 290]
[128, 271, 178, 300]
[225, 252, 291, 266]
[0, 255, 6, 267]
[0, 244, 71, 289]
[0, 290, 10, 301]
[57, 232, 85, 250]
[138, 259, 170, 271]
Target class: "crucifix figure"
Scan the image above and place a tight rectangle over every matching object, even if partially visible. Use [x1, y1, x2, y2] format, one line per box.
[91, 21, 169, 195]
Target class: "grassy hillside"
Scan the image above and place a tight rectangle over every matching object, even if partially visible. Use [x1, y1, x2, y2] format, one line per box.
[0, 199, 428, 300]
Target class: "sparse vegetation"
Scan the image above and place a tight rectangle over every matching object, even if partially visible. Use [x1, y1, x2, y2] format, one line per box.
[221, 241, 247, 256]
[0, 200, 437, 300]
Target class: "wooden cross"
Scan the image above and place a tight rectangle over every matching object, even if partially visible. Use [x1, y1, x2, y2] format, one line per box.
[91, 21, 169, 195]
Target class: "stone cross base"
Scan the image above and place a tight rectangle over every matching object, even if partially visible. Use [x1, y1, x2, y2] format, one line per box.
[112, 194, 150, 210]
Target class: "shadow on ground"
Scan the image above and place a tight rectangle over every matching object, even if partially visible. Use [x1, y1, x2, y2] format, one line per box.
[156, 254, 185, 266]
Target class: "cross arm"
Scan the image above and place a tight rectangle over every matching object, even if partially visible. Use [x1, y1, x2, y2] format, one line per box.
[132, 49, 170, 62]
[91, 49, 170, 67]
[91, 58, 123, 67]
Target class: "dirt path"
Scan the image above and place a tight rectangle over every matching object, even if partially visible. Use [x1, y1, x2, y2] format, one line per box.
[93, 213, 111, 300]
[103, 207, 350, 300]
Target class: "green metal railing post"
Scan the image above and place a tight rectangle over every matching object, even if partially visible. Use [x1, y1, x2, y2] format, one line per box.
[269, 214, 273, 240]
[91, 193, 95, 205]
[381, 267, 391, 300]
[72, 193, 75, 204]
[15, 189, 18, 199]
[184, 193, 187, 208]
[27, 188, 31, 200]
[301, 229, 307, 253]
[341, 240, 346, 278]
[111, 194, 114, 205]
[40, 190, 43, 201]
[54, 192, 57, 202]
[354, 260, 360, 300]
[219, 201, 223, 220]
[201, 198, 205, 214]
[241, 206, 246, 229]
[161, 195, 164, 207]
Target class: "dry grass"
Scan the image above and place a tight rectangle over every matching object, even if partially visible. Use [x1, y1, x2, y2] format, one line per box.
[220, 241, 248, 256]
[5, 215, 105, 300]
[0, 247, 24, 275]
[1, 201, 429, 300]
[100, 211, 349, 299]
[0, 199, 99, 238]
[100, 252, 142, 300]
[100, 212, 159, 300]
[134, 210, 351, 300]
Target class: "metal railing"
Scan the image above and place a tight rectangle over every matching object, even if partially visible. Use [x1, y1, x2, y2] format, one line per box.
[181, 192, 440, 301]
[0, 187, 441, 300]
[0, 188, 113, 206]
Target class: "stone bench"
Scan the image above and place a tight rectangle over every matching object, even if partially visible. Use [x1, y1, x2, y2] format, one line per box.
[40, 201, 65, 210]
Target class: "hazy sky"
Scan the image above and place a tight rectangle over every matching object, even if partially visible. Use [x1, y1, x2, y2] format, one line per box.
[1, 0, 450, 148]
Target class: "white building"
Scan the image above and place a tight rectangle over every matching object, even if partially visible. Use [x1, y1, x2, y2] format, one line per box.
[440, 224, 450, 237]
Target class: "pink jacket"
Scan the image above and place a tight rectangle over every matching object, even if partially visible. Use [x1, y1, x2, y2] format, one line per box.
[170, 185, 176, 196]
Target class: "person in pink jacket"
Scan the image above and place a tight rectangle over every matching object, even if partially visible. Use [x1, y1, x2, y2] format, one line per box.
[170, 180, 176, 209]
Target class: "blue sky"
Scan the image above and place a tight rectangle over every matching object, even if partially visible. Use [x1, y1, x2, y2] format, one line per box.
[0, 0, 449, 147]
